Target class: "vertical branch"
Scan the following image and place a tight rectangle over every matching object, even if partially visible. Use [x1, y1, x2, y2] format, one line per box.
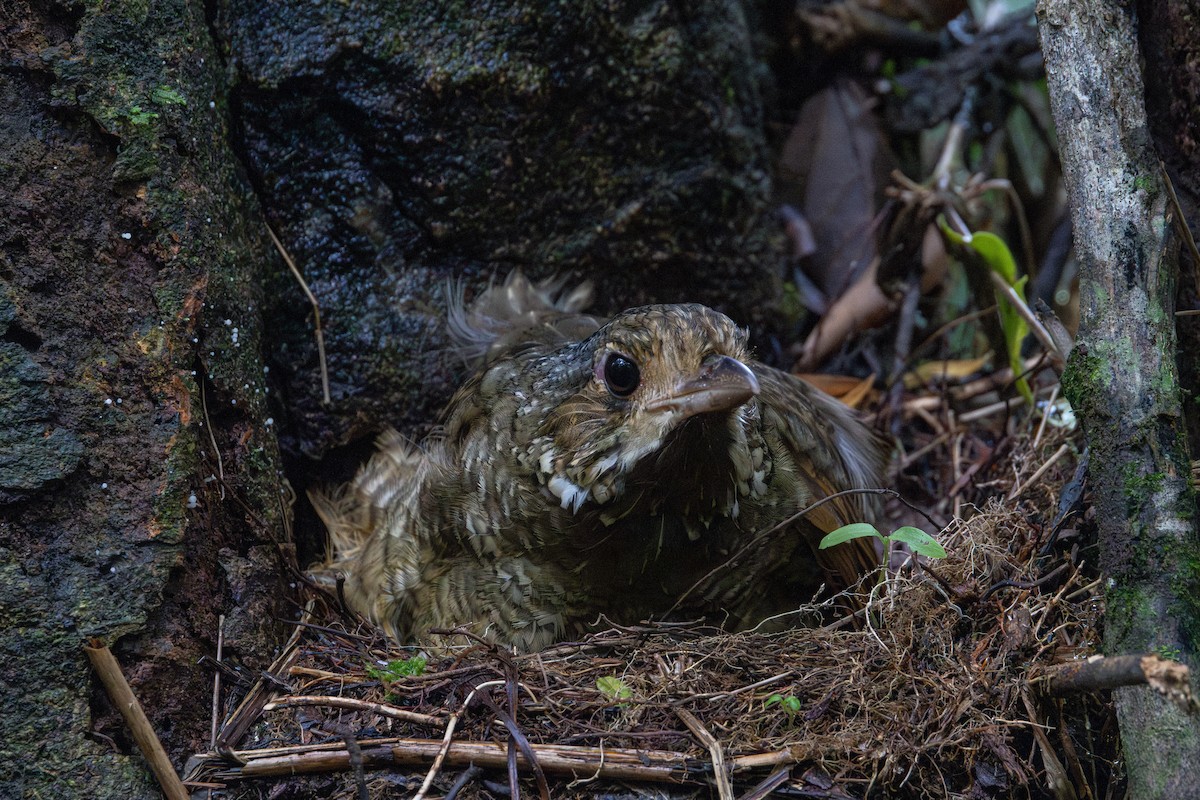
[1038, 0, 1200, 795]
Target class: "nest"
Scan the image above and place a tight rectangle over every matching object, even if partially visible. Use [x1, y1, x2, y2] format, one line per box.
[183, 415, 1129, 799]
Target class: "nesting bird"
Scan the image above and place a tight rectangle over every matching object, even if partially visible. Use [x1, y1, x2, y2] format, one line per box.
[311, 273, 885, 651]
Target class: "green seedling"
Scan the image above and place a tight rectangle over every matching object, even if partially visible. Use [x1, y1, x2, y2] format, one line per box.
[597, 675, 632, 705]
[366, 655, 427, 683]
[938, 218, 1034, 404]
[820, 523, 946, 583]
[764, 693, 802, 723]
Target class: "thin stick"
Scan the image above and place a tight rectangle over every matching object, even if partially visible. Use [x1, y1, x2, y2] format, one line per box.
[987, 271, 1063, 366]
[212, 600, 313, 752]
[901, 355, 1047, 414]
[900, 431, 953, 469]
[1035, 654, 1196, 711]
[989, 179, 1038, 291]
[198, 381, 225, 500]
[209, 737, 820, 780]
[264, 696, 446, 727]
[958, 396, 1024, 423]
[411, 710, 461, 800]
[210, 614, 225, 749]
[1033, 384, 1060, 449]
[84, 640, 190, 800]
[412, 679, 514, 800]
[230, 738, 694, 783]
[1020, 689, 1075, 799]
[911, 306, 996, 359]
[1161, 160, 1200, 277]
[678, 708, 735, 800]
[266, 224, 331, 405]
[445, 764, 483, 800]
[1007, 443, 1071, 501]
[738, 766, 793, 800]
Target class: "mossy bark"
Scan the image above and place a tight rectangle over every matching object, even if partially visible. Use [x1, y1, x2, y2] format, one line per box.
[1039, 1, 1200, 796]
[1, 2, 289, 797]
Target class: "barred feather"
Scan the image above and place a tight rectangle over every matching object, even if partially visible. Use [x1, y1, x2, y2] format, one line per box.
[446, 270, 596, 366]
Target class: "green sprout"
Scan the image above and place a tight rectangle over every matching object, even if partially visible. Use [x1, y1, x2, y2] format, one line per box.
[596, 675, 632, 705]
[366, 655, 427, 683]
[764, 693, 802, 723]
[820, 522, 947, 583]
[938, 219, 1034, 404]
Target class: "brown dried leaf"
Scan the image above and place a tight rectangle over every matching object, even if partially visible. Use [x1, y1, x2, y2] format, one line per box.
[794, 257, 893, 371]
[903, 354, 993, 389]
[797, 372, 878, 409]
[779, 79, 892, 300]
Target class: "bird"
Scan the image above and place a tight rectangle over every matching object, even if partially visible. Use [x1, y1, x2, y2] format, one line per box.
[310, 272, 886, 652]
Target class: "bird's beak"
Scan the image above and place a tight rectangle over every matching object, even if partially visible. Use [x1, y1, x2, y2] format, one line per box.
[645, 356, 760, 417]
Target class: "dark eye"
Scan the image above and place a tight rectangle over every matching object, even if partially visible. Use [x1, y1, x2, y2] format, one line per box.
[602, 353, 641, 398]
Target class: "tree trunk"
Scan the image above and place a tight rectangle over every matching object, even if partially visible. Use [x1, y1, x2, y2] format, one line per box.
[2, 1, 293, 796]
[1038, 1, 1200, 796]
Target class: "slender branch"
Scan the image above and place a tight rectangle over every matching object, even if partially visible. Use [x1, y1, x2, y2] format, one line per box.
[84, 641, 190, 800]
[266, 224, 331, 405]
[678, 709, 735, 800]
[264, 696, 445, 727]
[1034, 655, 1198, 713]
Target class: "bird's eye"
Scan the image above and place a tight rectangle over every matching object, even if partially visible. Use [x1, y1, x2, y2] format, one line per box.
[602, 353, 641, 398]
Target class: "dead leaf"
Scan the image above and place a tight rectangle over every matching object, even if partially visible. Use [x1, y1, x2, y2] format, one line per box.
[779, 79, 892, 300]
[797, 372, 877, 409]
[794, 256, 893, 371]
[903, 354, 992, 389]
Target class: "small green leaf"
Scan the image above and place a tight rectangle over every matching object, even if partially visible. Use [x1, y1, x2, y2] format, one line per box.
[765, 693, 801, 719]
[597, 676, 632, 702]
[965, 230, 1018, 282]
[819, 522, 881, 549]
[366, 655, 427, 682]
[938, 219, 1033, 404]
[151, 85, 187, 106]
[888, 526, 947, 559]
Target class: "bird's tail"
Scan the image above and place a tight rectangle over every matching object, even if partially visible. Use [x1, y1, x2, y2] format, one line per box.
[308, 430, 429, 576]
[308, 430, 433, 639]
[446, 270, 596, 366]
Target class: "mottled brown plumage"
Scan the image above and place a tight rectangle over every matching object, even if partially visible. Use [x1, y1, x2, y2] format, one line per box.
[311, 272, 885, 651]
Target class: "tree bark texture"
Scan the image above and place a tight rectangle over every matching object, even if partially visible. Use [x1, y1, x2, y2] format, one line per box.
[1, 2, 292, 797]
[1038, 1, 1200, 796]
[1, 1, 784, 797]
[1137, 0, 1200, 459]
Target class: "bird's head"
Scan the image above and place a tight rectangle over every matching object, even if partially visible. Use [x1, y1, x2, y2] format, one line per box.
[530, 304, 761, 515]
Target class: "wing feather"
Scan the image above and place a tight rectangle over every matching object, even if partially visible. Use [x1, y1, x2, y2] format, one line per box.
[753, 365, 887, 589]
